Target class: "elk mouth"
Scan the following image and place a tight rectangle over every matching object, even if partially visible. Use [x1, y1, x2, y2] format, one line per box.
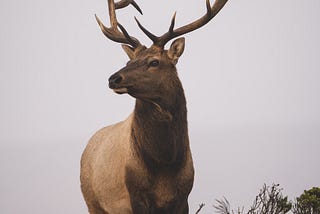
[109, 80, 130, 94]
[113, 87, 128, 94]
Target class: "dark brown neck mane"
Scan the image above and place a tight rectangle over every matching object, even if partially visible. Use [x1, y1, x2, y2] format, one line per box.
[131, 80, 188, 172]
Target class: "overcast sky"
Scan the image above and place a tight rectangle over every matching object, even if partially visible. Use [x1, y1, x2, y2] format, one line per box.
[0, 0, 319, 213]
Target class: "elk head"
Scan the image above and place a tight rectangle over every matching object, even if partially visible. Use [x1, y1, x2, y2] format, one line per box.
[96, 0, 228, 104]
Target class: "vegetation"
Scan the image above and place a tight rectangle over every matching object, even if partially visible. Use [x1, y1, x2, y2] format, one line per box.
[196, 184, 320, 214]
[292, 187, 320, 214]
[213, 184, 291, 214]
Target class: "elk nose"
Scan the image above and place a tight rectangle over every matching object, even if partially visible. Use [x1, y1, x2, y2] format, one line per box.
[108, 74, 123, 88]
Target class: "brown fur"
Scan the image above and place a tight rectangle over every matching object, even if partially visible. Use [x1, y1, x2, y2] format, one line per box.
[81, 40, 194, 214]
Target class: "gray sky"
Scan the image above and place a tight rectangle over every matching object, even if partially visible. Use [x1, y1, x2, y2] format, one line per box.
[0, 0, 319, 213]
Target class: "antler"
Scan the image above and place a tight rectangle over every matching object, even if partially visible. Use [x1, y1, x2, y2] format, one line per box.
[95, 0, 142, 48]
[115, 0, 142, 15]
[135, 0, 228, 47]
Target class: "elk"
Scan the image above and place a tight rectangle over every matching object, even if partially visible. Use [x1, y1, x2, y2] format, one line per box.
[80, 0, 228, 213]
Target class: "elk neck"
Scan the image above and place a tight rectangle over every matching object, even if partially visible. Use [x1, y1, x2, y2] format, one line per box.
[131, 80, 189, 172]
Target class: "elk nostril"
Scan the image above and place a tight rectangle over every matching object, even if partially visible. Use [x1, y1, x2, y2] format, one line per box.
[109, 74, 123, 85]
[114, 75, 122, 84]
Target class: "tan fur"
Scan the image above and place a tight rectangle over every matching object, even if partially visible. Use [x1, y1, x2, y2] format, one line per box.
[81, 112, 194, 213]
[81, 115, 134, 213]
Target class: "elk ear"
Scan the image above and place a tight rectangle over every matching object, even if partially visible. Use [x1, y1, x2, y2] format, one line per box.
[121, 44, 135, 60]
[168, 37, 185, 64]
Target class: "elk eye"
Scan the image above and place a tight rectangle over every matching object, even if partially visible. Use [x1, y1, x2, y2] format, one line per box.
[149, 60, 159, 67]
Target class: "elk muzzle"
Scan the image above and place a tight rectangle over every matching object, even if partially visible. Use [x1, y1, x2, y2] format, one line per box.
[108, 73, 128, 94]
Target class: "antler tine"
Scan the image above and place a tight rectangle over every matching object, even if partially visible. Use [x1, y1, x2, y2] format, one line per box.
[134, 17, 158, 43]
[115, 0, 143, 15]
[206, 0, 212, 15]
[139, 0, 227, 47]
[95, 0, 142, 48]
[117, 22, 136, 46]
[168, 12, 177, 34]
